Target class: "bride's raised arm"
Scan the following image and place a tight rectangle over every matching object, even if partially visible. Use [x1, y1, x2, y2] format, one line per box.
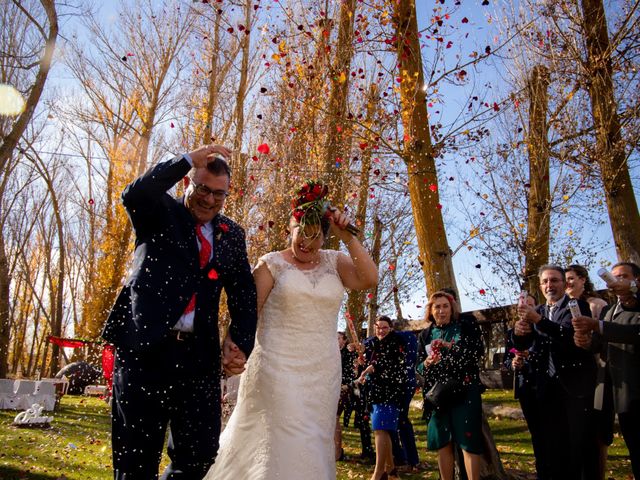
[329, 209, 378, 291]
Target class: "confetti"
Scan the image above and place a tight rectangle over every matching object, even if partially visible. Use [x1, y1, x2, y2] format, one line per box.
[0, 84, 25, 116]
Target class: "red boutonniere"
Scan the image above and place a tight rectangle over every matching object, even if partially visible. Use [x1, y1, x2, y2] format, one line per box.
[216, 222, 229, 240]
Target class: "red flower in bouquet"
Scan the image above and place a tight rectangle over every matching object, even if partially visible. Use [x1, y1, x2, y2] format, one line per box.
[290, 180, 331, 231]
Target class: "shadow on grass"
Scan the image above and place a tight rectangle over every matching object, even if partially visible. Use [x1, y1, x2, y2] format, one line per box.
[0, 465, 59, 480]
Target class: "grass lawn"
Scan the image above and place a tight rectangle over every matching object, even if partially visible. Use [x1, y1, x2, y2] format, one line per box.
[0, 390, 633, 479]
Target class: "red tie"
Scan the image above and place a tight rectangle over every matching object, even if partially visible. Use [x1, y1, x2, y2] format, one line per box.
[183, 224, 212, 315]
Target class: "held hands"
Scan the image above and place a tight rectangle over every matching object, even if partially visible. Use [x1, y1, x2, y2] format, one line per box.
[222, 335, 247, 376]
[188, 144, 232, 169]
[511, 350, 529, 370]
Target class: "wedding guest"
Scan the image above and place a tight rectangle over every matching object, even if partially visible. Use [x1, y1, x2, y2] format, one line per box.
[572, 262, 640, 479]
[417, 291, 484, 480]
[354, 340, 375, 464]
[565, 264, 608, 320]
[565, 264, 611, 479]
[358, 315, 407, 480]
[390, 321, 420, 472]
[336, 331, 358, 460]
[505, 293, 549, 479]
[515, 265, 598, 479]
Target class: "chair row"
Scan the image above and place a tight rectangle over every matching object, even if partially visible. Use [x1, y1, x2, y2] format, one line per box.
[0, 378, 59, 411]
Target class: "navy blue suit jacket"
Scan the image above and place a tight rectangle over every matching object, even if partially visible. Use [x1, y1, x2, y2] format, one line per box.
[102, 156, 257, 371]
[514, 295, 596, 398]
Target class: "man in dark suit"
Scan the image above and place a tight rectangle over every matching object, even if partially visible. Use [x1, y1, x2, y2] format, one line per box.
[573, 262, 640, 479]
[102, 144, 258, 479]
[515, 265, 598, 479]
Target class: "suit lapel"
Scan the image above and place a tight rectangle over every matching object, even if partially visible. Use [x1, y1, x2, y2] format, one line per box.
[206, 215, 221, 269]
[178, 197, 200, 268]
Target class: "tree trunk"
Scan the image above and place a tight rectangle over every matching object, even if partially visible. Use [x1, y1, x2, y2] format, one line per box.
[227, 0, 253, 221]
[0, 0, 58, 379]
[319, 0, 357, 250]
[202, 9, 223, 145]
[522, 66, 551, 294]
[580, 0, 640, 263]
[0, 0, 58, 175]
[366, 217, 383, 338]
[346, 84, 378, 340]
[392, 0, 458, 296]
[0, 233, 10, 378]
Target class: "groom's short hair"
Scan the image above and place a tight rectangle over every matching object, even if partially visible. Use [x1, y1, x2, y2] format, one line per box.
[188, 156, 231, 179]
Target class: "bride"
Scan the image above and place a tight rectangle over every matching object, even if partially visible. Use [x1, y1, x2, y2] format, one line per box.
[205, 181, 378, 479]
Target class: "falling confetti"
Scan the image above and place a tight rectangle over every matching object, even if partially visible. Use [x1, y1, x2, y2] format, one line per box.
[0, 84, 26, 116]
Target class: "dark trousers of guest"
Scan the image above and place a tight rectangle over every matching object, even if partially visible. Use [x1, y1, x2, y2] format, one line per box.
[112, 338, 221, 480]
[353, 389, 374, 458]
[619, 399, 640, 480]
[518, 390, 549, 480]
[391, 389, 419, 467]
[539, 378, 598, 480]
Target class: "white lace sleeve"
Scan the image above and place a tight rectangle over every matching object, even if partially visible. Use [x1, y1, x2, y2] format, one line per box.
[254, 251, 281, 278]
[321, 249, 343, 274]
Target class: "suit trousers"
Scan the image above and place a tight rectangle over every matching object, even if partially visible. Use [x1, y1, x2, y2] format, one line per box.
[112, 336, 221, 480]
[519, 390, 549, 480]
[619, 399, 640, 480]
[538, 377, 598, 480]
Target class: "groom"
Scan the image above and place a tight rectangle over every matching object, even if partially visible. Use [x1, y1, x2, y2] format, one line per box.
[102, 144, 258, 479]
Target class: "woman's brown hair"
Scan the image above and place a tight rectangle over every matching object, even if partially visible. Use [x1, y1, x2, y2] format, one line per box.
[425, 291, 460, 324]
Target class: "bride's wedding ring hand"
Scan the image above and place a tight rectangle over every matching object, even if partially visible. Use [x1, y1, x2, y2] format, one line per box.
[222, 336, 247, 376]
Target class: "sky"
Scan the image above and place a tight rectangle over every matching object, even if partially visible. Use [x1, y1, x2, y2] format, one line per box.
[9, 0, 634, 326]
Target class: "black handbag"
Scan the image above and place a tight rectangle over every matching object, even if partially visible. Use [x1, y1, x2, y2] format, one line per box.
[424, 379, 464, 409]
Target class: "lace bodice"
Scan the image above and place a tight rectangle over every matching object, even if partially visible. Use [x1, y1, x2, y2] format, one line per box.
[255, 250, 345, 349]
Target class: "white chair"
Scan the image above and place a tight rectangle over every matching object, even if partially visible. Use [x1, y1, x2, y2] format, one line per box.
[13, 380, 36, 410]
[32, 381, 57, 411]
[0, 379, 15, 409]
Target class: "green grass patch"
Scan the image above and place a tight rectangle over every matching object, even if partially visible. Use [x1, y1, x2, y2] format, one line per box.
[0, 390, 632, 479]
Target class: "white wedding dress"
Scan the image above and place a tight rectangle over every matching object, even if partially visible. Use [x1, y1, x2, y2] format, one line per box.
[205, 249, 345, 480]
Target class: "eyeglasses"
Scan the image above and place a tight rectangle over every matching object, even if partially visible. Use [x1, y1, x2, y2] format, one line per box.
[193, 184, 229, 200]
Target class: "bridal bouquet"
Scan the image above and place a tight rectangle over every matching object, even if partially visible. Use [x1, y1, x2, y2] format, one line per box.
[290, 180, 332, 227]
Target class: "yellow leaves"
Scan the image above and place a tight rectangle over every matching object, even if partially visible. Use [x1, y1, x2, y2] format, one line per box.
[338, 71, 347, 84]
[562, 194, 569, 201]
[278, 40, 287, 54]
[380, 10, 390, 26]
[271, 53, 281, 63]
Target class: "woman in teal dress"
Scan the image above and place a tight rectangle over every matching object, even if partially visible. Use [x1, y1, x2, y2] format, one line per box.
[416, 291, 484, 480]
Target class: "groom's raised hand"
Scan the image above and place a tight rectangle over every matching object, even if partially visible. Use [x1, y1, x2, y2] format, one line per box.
[222, 335, 247, 376]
